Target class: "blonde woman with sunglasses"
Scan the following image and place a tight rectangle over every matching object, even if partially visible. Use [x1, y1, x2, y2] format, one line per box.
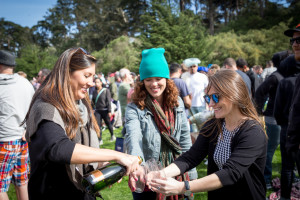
[23, 48, 140, 200]
[147, 69, 267, 200]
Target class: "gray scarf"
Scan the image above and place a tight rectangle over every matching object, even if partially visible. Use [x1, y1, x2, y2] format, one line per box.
[26, 99, 99, 191]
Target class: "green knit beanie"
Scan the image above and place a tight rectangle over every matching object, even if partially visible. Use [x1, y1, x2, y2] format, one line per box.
[139, 48, 170, 81]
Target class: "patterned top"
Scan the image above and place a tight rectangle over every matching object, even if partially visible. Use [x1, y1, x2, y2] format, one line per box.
[213, 121, 240, 170]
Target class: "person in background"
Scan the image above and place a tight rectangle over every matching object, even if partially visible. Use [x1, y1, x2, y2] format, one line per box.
[115, 72, 122, 89]
[108, 73, 118, 104]
[274, 54, 300, 200]
[223, 58, 251, 95]
[253, 65, 263, 85]
[118, 68, 133, 123]
[169, 63, 191, 109]
[126, 48, 197, 200]
[34, 68, 51, 90]
[146, 69, 267, 200]
[23, 47, 140, 200]
[0, 50, 35, 200]
[97, 72, 107, 86]
[130, 72, 137, 83]
[261, 60, 277, 81]
[37, 68, 51, 85]
[255, 51, 287, 189]
[207, 64, 220, 76]
[183, 58, 208, 115]
[92, 77, 115, 143]
[17, 71, 27, 78]
[30, 77, 39, 90]
[236, 58, 260, 98]
[284, 23, 300, 189]
[197, 66, 208, 75]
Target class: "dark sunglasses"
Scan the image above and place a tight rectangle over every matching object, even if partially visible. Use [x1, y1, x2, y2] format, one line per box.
[290, 37, 300, 45]
[203, 93, 220, 104]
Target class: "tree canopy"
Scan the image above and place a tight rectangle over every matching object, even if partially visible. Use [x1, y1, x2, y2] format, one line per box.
[0, 0, 297, 76]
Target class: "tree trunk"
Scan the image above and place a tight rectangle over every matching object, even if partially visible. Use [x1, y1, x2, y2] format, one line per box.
[180, 0, 185, 12]
[208, 0, 214, 35]
[236, 0, 239, 18]
[259, 0, 264, 17]
[224, 8, 228, 25]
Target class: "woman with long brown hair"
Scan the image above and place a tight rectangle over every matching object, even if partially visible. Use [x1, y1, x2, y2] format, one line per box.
[23, 47, 140, 200]
[125, 48, 197, 200]
[147, 69, 267, 200]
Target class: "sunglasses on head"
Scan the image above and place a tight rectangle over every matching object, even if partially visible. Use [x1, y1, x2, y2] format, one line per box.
[76, 47, 96, 59]
[290, 37, 300, 45]
[203, 93, 220, 104]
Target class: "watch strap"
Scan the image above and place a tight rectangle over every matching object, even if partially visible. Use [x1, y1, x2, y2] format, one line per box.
[184, 181, 190, 190]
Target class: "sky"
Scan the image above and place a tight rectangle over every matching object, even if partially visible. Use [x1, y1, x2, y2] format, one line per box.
[0, 0, 57, 28]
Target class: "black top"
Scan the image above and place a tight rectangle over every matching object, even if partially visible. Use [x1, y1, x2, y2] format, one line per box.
[92, 88, 111, 112]
[274, 75, 298, 126]
[28, 120, 96, 200]
[287, 74, 300, 153]
[246, 70, 261, 98]
[173, 119, 267, 200]
[255, 71, 283, 116]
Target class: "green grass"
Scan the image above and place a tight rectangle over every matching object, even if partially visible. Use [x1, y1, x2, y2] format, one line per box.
[8, 127, 282, 200]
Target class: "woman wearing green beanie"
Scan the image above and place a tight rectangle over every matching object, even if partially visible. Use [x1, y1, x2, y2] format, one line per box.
[125, 48, 197, 200]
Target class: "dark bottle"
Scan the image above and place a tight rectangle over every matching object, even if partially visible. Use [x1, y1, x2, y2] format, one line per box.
[82, 157, 142, 194]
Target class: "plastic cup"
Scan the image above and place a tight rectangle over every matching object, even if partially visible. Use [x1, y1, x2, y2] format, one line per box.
[134, 166, 146, 193]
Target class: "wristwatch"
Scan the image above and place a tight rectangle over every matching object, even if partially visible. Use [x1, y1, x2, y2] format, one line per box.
[184, 181, 192, 197]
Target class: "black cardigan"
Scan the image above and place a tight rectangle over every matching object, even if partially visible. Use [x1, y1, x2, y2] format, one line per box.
[173, 119, 267, 200]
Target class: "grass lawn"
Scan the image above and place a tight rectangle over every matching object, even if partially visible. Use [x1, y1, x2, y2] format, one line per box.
[8, 127, 282, 199]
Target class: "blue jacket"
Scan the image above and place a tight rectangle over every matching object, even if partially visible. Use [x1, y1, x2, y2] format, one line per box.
[124, 97, 197, 179]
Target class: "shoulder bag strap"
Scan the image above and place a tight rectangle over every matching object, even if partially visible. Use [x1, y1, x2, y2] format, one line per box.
[95, 88, 106, 105]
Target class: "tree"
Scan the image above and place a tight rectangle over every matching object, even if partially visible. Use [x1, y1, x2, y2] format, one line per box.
[0, 18, 32, 52]
[92, 36, 141, 74]
[15, 44, 57, 80]
[139, 3, 210, 65]
[206, 22, 291, 67]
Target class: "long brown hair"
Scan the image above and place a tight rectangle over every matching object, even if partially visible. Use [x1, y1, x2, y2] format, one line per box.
[132, 78, 179, 110]
[203, 69, 265, 137]
[24, 48, 100, 139]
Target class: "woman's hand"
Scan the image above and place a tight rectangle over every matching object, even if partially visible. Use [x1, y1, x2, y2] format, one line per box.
[148, 177, 185, 196]
[97, 161, 110, 169]
[117, 154, 140, 175]
[145, 170, 166, 186]
[128, 165, 145, 191]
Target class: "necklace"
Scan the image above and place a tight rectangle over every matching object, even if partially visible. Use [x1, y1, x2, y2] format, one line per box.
[225, 117, 248, 132]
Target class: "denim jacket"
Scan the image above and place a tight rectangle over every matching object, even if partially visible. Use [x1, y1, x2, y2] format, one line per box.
[124, 97, 197, 179]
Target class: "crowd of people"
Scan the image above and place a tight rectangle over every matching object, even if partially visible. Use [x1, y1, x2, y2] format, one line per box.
[0, 23, 300, 200]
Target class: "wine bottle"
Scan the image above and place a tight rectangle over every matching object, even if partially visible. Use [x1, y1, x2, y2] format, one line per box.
[82, 156, 142, 194]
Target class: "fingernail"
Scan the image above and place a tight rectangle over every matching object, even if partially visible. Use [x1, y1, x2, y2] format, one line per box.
[134, 177, 138, 181]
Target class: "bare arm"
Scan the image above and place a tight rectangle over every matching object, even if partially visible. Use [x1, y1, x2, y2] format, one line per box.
[71, 144, 140, 175]
[182, 95, 191, 109]
[148, 172, 222, 195]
